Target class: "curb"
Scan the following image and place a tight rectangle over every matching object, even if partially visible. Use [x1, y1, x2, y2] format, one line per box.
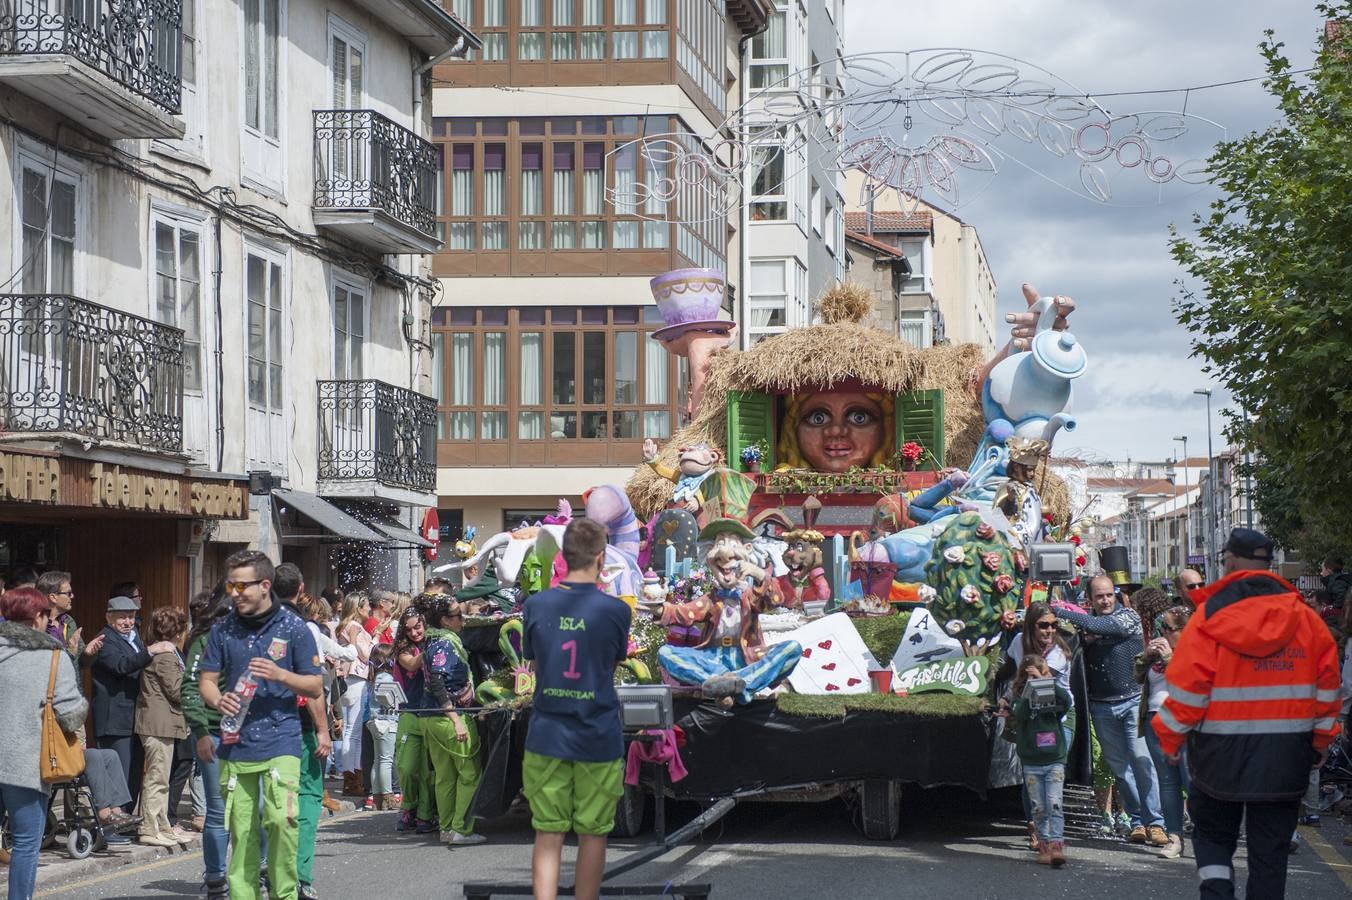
[32, 800, 360, 892]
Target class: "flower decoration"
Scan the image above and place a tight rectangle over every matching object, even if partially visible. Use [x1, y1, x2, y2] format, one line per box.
[981, 552, 1003, 572]
[960, 584, 982, 605]
[975, 522, 995, 540]
[1043, 512, 1054, 523]
[944, 618, 966, 636]
[1070, 576, 1081, 587]
[918, 584, 937, 604]
[900, 441, 924, 463]
[1069, 534, 1082, 546]
[739, 441, 767, 465]
[1013, 550, 1028, 572]
[942, 545, 966, 565]
[994, 574, 1015, 594]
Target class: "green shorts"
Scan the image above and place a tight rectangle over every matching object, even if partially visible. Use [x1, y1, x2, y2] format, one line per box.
[521, 750, 624, 836]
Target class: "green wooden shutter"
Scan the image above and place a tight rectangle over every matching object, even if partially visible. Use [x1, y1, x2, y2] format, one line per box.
[896, 389, 945, 468]
[725, 390, 776, 470]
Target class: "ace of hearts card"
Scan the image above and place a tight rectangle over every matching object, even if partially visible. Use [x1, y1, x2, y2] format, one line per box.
[784, 613, 880, 695]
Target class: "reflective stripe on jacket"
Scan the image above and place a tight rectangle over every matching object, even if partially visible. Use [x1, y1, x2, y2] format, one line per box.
[1152, 569, 1342, 801]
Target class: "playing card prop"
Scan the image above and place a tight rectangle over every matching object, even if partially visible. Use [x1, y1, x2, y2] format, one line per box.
[651, 508, 699, 577]
[893, 655, 990, 697]
[889, 607, 963, 675]
[784, 612, 880, 695]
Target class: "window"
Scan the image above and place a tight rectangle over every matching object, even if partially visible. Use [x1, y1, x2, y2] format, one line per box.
[898, 309, 930, 349]
[519, 0, 544, 59]
[329, 18, 365, 109]
[16, 156, 79, 295]
[481, 0, 507, 60]
[747, 257, 806, 342]
[242, 0, 283, 190]
[675, 0, 724, 116]
[244, 244, 287, 470]
[332, 277, 366, 380]
[151, 213, 204, 391]
[156, 0, 206, 158]
[899, 236, 929, 293]
[749, 127, 787, 222]
[750, 7, 788, 89]
[432, 306, 679, 463]
[810, 181, 821, 235]
[825, 205, 837, 255]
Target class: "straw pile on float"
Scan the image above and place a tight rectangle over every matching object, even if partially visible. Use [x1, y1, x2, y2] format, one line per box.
[626, 283, 1071, 524]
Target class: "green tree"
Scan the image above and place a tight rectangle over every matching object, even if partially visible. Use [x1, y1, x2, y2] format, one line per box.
[1171, 4, 1352, 560]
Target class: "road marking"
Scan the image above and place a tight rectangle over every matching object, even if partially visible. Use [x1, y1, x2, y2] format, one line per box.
[1301, 826, 1352, 891]
[35, 810, 359, 897]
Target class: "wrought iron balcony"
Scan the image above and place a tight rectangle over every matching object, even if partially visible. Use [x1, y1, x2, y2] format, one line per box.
[312, 110, 442, 254]
[0, 0, 184, 139]
[317, 379, 437, 495]
[0, 294, 184, 453]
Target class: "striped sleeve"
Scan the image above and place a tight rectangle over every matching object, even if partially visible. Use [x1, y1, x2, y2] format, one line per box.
[1312, 621, 1343, 750]
[1152, 624, 1216, 756]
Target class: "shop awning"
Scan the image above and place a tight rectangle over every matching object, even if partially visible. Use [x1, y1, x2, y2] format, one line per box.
[273, 489, 386, 543]
[361, 513, 434, 548]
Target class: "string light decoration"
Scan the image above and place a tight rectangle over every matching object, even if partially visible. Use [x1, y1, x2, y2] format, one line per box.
[606, 49, 1227, 223]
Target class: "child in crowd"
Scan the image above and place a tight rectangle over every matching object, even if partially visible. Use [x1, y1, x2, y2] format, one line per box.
[365, 644, 402, 811]
[522, 519, 633, 900]
[1010, 653, 1073, 868]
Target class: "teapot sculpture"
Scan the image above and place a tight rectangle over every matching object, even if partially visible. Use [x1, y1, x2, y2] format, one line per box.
[982, 296, 1087, 444]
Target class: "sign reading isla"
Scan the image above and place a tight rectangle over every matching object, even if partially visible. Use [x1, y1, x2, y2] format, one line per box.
[893, 655, 990, 697]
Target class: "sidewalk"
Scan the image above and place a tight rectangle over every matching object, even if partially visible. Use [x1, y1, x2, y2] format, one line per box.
[11, 785, 360, 894]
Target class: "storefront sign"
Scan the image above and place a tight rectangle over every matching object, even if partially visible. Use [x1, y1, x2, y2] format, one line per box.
[893, 655, 990, 697]
[0, 450, 247, 519]
[0, 451, 61, 503]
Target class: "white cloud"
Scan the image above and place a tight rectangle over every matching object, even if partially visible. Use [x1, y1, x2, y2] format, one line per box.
[841, 1, 1323, 459]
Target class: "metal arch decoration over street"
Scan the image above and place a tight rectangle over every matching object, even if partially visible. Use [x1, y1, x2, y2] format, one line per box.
[605, 48, 1227, 224]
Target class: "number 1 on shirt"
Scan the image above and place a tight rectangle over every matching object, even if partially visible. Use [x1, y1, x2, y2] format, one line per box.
[560, 640, 581, 680]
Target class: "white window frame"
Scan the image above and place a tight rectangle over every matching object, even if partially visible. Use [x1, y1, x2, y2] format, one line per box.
[749, 3, 790, 91]
[810, 180, 822, 235]
[153, 0, 207, 163]
[239, 0, 287, 197]
[330, 268, 368, 381]
[899, 235, 932, 294]
[747, 256, 805, 342]
[328, 14, 367, 110]
[748, 125, 788, 223]
[12, 139, 86, 297]
[148, 204, 208, 394]
[242, 238, 289, 472]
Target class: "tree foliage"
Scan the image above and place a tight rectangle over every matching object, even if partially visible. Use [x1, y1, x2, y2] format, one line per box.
[1170, 3, 1352, 560]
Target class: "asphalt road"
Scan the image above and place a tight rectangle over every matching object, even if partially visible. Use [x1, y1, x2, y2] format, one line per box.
[35, 787, 1352, 900]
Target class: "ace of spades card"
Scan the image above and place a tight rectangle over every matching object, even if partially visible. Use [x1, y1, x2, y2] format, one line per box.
[784, 613, 880, 695]
[889, 607, 963, 676]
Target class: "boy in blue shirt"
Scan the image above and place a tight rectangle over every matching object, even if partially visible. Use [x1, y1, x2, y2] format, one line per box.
[199, 550, 322, 900]
[522, 518, 632, 900]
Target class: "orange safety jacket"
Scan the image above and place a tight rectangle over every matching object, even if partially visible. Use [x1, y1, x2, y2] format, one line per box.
[1152, 569, 1342, 802]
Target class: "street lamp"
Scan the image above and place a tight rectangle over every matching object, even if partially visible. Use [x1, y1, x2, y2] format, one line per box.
[1194, 388, 1217, 578]
[1173, 436, 1189, 575]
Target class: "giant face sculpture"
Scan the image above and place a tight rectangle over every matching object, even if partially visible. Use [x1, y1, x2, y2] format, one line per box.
[778, 391, 892, 473]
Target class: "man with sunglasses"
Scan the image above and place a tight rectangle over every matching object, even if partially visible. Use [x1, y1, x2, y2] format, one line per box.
[199, 550, 322, 900]
[1174, 568, 1205, 607]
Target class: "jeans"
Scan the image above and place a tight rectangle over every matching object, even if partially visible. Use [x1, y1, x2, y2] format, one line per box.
[190, 765, 206, 818]
[658, 642, 802, 704]
[196, 735, 229, 881]
[1144, 710, 1189, 835]
[0, 783, 48, 900]
[1089, 697, 1163, 828]
[337, 679, 366, 774]
[1023, 763, 1065, 843]
[367, 719, 398, 795]
[1021, 724, 1074, 822]
[1191, 789, 1300, 900]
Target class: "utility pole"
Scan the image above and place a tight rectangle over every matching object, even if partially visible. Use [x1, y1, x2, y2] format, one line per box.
[1173, 436, 1189, 575]
[1195, 389, 1218, 578]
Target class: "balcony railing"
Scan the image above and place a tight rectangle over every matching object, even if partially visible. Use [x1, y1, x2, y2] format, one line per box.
[318, 379, 437, 493]
[0, 294, 184, 452]
[0, 0, 183, 114]
[313, 110, 439, 241]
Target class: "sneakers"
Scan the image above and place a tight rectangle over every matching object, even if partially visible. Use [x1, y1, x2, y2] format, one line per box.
[205, 876, 229, 900]
[363, 795, 375, 811]
[1128, 825, 1148, 844]
[297, 882, 320, 900]
[397, 811, 416, 832]
[1146, 825, 1170, 847]
[451, 832, 486, 845]
[1098, 813, 1115, 837]
[1115, 812, 1131, 835]
[1048, 840, 1067, 868]
[415, 818, 438, 834]
[103, 832, 131, 845]
[1161, 833, 1184, 859]
[139, 833, 179, 848]
[1298, 814, 1320, 826]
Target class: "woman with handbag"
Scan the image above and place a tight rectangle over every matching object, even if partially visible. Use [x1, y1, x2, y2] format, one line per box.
[335, 593, 374, 797]
[0, 587, 89, 900]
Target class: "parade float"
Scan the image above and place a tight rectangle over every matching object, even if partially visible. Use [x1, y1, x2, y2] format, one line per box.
[446, 268, 1094, 840]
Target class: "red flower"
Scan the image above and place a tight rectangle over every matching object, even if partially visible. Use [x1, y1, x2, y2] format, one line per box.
[1013, 551, 1028, 572]
[1043, 512, 1054, 523]
[1069, 534, 1082, 546]
[975, 522, 995, 540]
[900, 441, 924, 462]
[1076, 551, 1087, 567]
[981, 552, 1002, 572]
[994, 574, 1014, 594]
[1070, 576, 1081, 587]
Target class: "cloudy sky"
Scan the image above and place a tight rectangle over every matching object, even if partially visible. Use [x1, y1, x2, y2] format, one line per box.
[842, 0, 1325, 465]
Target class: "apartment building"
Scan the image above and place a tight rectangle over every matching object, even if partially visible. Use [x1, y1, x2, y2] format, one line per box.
[0, 0, 475, 619]
[740, 0, 846, 345]
[841, 178, 997, 356]
[430, 0, 776, 538]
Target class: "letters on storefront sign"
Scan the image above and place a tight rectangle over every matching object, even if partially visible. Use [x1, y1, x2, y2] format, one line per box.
[190, 482, 245, 518]
[0, 452, 60, 503]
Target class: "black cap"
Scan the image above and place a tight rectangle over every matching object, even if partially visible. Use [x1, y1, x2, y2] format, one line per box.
[1224, 527, 1274, 561]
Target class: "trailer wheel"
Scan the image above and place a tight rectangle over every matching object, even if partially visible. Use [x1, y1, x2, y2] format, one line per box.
[611, 783, 648, 838]
[859, 779, 901, 840]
